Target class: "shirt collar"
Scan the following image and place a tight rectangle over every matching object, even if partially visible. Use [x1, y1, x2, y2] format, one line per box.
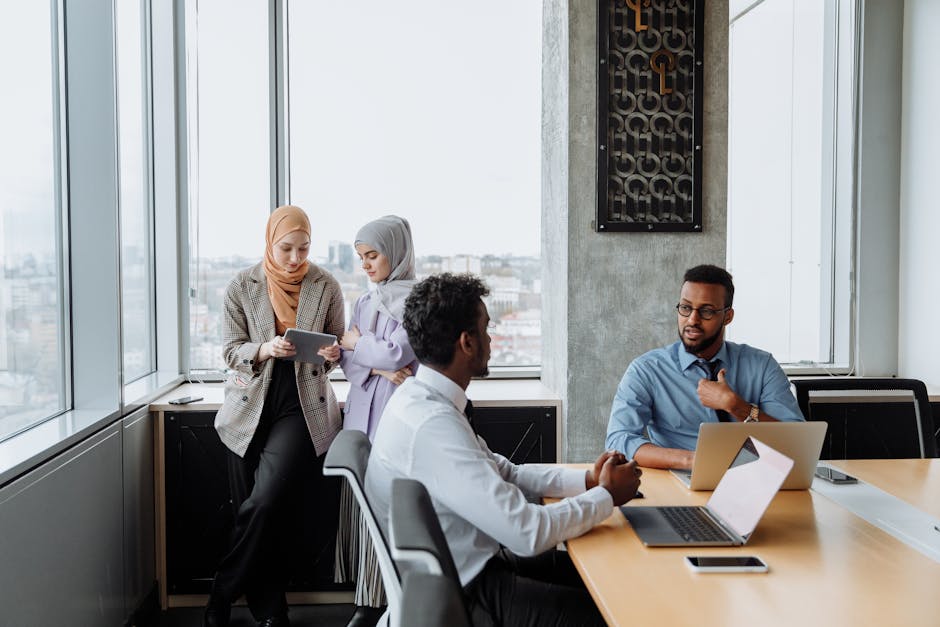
[679, 340, 730, 372]
[415, 365, 470, 415]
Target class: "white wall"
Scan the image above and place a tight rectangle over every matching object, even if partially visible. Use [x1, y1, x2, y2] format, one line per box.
[898, 0, 940, 387]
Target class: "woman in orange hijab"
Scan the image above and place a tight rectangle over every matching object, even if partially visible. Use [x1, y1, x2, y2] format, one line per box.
[207, 205, 345, 627]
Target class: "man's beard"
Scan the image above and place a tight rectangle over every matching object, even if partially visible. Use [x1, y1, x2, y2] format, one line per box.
[679, 324, 723, 356]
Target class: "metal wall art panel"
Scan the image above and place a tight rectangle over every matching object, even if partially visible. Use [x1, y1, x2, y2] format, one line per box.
[597, 0, 704, 232]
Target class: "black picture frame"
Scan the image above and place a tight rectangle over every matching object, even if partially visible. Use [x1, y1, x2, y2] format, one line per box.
[596, 0, 704, 232]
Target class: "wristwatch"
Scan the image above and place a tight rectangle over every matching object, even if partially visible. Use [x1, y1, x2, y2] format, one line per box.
[743, 404, 759, 422]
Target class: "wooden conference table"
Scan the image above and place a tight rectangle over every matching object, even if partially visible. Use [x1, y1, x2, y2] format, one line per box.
[564, 459, 940, 627]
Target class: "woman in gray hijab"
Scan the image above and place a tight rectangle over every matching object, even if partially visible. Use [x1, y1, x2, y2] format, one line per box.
[337, 215, 419, 626]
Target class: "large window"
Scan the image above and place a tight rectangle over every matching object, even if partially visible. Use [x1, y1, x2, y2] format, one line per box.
[727, 0, 856, 367]
[187, 0, 271, 372]
[187, 0, 543, 372]
[0, 2, 67, 441]
[116, 0, 156, 383]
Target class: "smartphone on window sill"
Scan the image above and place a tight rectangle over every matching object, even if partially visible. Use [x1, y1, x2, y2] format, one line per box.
[168, 396, 204, 405]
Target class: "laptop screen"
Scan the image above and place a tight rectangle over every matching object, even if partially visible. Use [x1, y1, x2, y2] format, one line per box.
[705, 437, 794, 538]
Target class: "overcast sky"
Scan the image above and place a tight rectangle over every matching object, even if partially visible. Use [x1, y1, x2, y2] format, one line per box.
[196, 0, 543, 261]
[1, 1, 542, 263]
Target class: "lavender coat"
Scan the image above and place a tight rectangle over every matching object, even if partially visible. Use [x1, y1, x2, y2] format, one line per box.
[339, 292, 418, 440]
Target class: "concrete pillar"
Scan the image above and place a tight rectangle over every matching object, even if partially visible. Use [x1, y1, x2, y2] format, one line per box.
[542, 0, 729, 461]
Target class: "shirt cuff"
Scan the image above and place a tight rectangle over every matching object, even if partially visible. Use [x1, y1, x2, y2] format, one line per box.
[560, 467, 593, 496]
[584, 485, 615, 511]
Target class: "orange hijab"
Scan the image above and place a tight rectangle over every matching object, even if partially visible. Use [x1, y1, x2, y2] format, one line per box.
[263, 205, 311, 335]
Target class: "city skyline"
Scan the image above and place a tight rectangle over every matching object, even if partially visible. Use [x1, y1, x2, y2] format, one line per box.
[188, 247, 542, 372]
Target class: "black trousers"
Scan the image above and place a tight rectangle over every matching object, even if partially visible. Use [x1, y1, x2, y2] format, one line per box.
[464, 548, 606, 627]
[211, 359, 327, 621]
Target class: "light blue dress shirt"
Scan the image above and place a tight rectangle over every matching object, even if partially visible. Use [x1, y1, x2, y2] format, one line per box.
[605, 340, 804, 459]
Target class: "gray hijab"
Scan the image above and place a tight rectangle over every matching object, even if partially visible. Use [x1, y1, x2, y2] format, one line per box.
[355, 215, 417, 330]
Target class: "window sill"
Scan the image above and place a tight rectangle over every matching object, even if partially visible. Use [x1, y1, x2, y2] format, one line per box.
[781, 363, 852, 376]
[188, 365, 543, 384]
[0, 408, 120, 487]
[124, 371, 185, 410]
[150, 377, 561, 412]
[0, 370, 185, 488]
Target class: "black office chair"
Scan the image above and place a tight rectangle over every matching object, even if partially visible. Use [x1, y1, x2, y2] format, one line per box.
[388, 478, 471, 626]
[399, 571, 470, 627]
[323, 430, 401, 626]
[791, 377, 937, 459]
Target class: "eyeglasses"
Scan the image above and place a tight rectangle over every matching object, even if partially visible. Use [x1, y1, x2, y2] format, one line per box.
[676, 304, 729, 320]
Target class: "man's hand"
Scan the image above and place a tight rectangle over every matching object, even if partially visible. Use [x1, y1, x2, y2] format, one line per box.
[586, 451, 626, 489]
[697, 368, 740, 414]
[598, 457, 642, 506]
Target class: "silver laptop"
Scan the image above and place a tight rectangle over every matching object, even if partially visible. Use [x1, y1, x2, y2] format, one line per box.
[671, 422, 827, 490]
[620, 436, 794, 546]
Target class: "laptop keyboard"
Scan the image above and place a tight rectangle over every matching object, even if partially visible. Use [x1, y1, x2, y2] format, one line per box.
[660, 507, 730, 542]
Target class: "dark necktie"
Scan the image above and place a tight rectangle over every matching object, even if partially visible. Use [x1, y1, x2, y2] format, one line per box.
[696, 359, 731, 422]
[464, 398, 478, 434]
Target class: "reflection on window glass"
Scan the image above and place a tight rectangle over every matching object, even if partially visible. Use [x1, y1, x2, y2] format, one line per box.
[0, 2, 67, 440]
[287, 1, 543, 367]
[188, 0, 271, 372]
[116, 0, 155, 383]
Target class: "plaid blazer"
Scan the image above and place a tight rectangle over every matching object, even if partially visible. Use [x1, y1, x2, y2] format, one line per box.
[215, 262, 346, 457]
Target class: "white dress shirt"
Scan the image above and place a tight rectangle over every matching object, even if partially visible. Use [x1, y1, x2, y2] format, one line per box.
[365, 366, 614, 585]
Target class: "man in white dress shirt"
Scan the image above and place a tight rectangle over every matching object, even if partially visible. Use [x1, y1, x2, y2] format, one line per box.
[365, 273, 642, 626]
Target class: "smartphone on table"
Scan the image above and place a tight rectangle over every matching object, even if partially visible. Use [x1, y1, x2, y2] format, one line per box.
[685, 556, 768, 573]
[169, 396, 204, 405]
[814, 465, 857, 484]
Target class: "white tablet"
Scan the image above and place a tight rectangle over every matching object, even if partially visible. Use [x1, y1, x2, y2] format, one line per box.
[283, 328, 337, 365]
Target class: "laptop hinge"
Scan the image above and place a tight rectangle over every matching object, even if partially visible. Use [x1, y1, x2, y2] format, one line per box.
[703, 507, 747, 545]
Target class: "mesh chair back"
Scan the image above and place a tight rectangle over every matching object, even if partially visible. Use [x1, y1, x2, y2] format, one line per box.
[400, 572, 470, 627]
[791, 377, 937, 459]
[323, 430, 401, 623]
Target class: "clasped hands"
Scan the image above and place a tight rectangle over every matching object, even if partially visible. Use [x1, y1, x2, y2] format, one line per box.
[586, 451, 642, 506]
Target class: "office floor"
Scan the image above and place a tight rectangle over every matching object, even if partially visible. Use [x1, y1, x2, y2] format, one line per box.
[152, 604, 354, 627]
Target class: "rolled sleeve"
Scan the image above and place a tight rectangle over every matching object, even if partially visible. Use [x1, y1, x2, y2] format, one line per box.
[606, 365, 654, 459]
[758, 356, 805, 422]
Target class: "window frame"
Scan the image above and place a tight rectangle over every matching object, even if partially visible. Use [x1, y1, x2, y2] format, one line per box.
[116, 0, 159, 386]
[182, 0, 545, 380]
[727, 0, 859, 375]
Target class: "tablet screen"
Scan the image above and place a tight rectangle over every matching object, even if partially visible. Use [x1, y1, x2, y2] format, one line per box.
[283, 328, 337, 364]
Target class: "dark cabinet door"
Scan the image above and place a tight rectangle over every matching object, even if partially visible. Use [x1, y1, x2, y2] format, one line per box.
[163, 405, 558, 594]
[164, 411, 344, 594]
[473, 406, 557, 463]
[808, 402, 930, 459]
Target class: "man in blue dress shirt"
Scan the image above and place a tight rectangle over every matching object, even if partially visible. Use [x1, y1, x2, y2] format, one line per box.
[605, 264, 804, 470]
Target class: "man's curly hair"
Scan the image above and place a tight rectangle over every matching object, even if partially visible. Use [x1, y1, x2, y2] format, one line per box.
[403, 273, 490, 368]
[683, 264, 735, 307]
